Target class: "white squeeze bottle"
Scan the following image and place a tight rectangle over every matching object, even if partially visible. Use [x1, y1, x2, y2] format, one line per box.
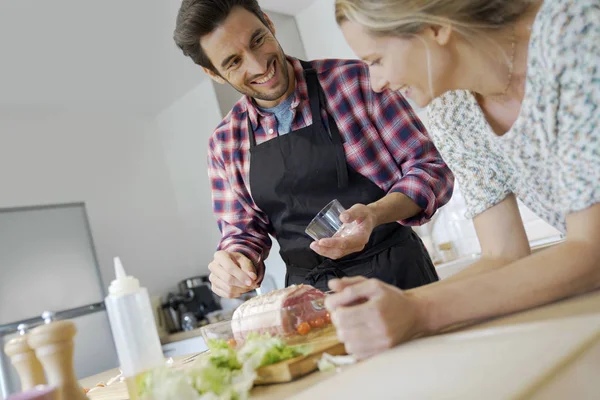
[105, 257, 165, 400]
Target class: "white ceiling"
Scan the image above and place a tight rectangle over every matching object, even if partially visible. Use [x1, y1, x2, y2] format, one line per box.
[0, 0, 317, 116]
[258, 0, 317, 16]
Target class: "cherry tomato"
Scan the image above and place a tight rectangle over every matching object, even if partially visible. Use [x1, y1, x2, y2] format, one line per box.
[324, 312, 331, 324]
[297, 322, 311, 335]
[309, 317, 325, 329]
[227, 339, 238, 348]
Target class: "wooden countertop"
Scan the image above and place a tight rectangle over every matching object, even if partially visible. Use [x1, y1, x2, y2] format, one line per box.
[82, 289, 600, 399]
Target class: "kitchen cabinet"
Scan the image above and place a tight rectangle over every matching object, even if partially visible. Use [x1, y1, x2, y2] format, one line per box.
[161, 336, 207, 359]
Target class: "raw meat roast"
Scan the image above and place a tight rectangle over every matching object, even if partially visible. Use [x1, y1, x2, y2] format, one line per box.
[231, 285, 328, 341]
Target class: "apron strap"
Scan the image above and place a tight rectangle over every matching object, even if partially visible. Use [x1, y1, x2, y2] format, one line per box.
[323, 102, 349, 189]
[247, 114, 257, 149]
[300, 60, 349, 189]
[301, 63, 324, 128]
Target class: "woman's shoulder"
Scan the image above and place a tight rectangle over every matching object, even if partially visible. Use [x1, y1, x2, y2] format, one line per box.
[535, 0, 598, 30]
[427, 90, 481, 136]
[532, 0, 599, 59]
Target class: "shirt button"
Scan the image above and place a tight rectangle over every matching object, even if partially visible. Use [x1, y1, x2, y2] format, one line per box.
[268, 129, 274, 134]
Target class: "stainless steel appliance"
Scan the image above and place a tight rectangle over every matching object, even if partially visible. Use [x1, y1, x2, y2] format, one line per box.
[160, 276, 223, 334]
[0, 203, 119, 399]
[178, 276, 221, 318]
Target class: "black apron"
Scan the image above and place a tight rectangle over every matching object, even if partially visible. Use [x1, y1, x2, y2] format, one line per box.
[248, 61, 438, 292]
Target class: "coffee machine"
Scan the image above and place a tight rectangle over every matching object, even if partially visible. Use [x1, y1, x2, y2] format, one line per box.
[178, 276, 221, 316]
[161, 276, 222, 333]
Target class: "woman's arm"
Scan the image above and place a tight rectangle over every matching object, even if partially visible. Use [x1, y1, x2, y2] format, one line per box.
[325, 203, 600, 359]
[442, 194, 530, 282]
[420, 203, 600, 332]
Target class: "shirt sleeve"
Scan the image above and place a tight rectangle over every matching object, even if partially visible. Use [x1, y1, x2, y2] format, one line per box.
[366, 85, 455, 225]
[553, 3, 600, 217]
[207, 133, 272, 278]
[427, 92, 513, 219]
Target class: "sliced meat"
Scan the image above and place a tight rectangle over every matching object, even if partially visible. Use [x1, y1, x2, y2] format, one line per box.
[231, 284, 328, 342]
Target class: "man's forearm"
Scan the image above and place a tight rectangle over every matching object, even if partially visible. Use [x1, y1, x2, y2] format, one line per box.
[367, 192, 422, 226]
[412, 241, 600, 334]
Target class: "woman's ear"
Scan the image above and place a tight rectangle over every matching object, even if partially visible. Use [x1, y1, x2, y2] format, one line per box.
[425, 24, 452, 46]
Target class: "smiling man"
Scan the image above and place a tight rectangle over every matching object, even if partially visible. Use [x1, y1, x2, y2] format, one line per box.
[173, 0, 454, 298]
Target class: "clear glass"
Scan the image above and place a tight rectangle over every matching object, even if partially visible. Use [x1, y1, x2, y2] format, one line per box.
[305, 199, 358, 241]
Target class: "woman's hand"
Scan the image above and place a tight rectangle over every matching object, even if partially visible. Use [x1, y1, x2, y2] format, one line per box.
[325, 276, 428, 359]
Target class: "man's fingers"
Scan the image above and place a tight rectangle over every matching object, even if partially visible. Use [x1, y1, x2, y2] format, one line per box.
[209, 273, 246, 299]
[316, 236, 363, 250]
[235, 254, 258, 281]
[310, 242, 364, 260]
[213, 252, 254, 287]
[340, 204, 367, 223]
[212, 285, 238, 299]
[208, 260, 248, 288]
[309, 244, 342, 259]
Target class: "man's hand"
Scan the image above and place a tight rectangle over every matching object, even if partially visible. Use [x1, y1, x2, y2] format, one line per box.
[208, 251, 258, 298]
[325, 277, 427, 360]
[310, 204, 377, 259]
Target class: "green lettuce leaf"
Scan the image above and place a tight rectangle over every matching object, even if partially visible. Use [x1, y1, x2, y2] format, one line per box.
[139, 333, 310, 399]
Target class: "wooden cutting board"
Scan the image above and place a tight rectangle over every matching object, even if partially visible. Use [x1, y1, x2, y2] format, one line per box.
[85, 335, 345, 399]
[254, 339, 345, 384]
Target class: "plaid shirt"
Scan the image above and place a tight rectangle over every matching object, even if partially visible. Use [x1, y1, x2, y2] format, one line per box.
[208, 57, 454, 270]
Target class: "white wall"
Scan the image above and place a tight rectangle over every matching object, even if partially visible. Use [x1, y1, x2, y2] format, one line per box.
[0, 0, 371, 301]
[0, 11, 308, 306]
[296, 0, 355, 61]
[155, 80, 224, 281]
[157, 77, 289, 294]
[0, 111, 193, 297]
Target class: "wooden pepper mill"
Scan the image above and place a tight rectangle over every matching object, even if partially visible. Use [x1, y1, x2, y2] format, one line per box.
[27, 312, 88, 400]
[3, 323, 47, 391]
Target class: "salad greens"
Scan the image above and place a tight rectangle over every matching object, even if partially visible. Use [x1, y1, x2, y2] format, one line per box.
[238, 332, 311, 370]
[138, 334, 311, 400]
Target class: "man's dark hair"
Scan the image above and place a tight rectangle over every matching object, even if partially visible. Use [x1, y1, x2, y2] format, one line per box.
[174, 0, 270, 72]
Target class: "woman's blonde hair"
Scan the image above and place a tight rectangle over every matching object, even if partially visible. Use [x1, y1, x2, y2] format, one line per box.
[335, 0, 534, 39]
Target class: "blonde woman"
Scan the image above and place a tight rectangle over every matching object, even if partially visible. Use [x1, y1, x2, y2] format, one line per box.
[326, 0, 600, 359]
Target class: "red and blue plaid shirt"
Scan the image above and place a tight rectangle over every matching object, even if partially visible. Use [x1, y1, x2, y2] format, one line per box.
[208, 57, 454, 268]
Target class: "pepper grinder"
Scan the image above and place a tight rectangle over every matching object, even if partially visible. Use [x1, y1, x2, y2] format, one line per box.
[3, 324, 47, 391]
[27, 312, 88, 400]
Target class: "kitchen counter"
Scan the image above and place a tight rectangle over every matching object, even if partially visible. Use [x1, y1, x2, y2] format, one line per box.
[434, 237, 565, 280]
[81, 288, 600, 399]
[160, 326, 205, 345]
[158, 238, 567, 347]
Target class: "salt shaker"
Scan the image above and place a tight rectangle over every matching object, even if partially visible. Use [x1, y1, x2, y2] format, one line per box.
[3, 324, 47, 391]
[27, 313, 88, 400]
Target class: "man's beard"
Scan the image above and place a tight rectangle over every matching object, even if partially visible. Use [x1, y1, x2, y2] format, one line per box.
[226, 47, 291, 102]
